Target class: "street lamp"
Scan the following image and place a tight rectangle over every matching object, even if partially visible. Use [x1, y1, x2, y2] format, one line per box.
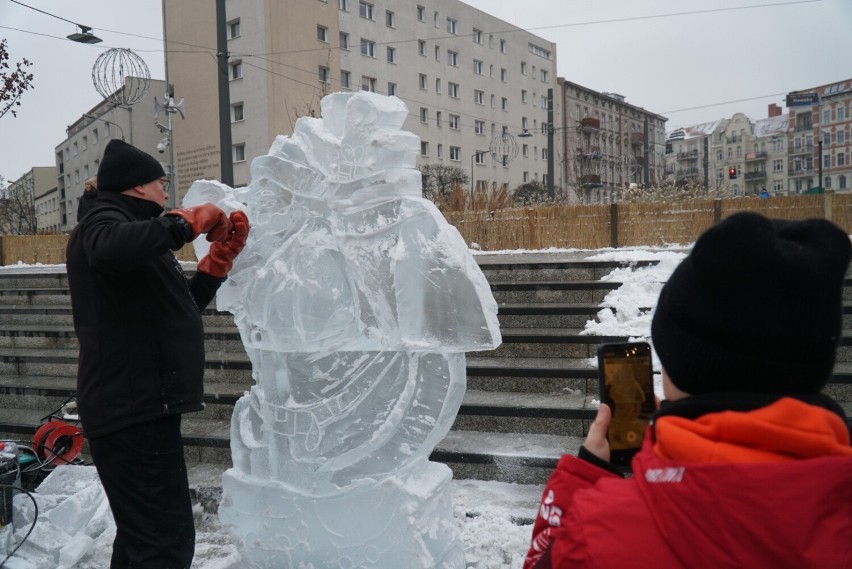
[471, 150, 489, 192]
[82, 114, 125, 141]
[67, 24, 102, 44]
[155, 84, 186, 210]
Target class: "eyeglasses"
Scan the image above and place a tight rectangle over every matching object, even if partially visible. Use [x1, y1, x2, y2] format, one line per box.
[158, 178, 171, 191]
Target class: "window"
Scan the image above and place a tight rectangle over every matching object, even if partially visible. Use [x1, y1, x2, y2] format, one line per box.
[521, 61, 527, 75]
[418, 40, 426, 56]
[447, 50, 458, 66]
[501, 68, 507, 82]
[446, 17, 457, 34]
[521, 89, 527, 103]
[474, 89, 484, 105]
[475, 120, 484, 135]
[317, 26, 328, 42]
[838, 130, 846, 145]
[449, 114, 460, 130]
[419, 73, 427, 90]
[360, 39, 375, 57]
[387, 82, 396, 96]
[359, 1, 374, 19]
[473, 59, 483, 74]
[449, 146, 461, 161]
[361, 76, 376, 91]
[420, 107, 428, 123]
[228, 19, 240, 39]
[387, 46, 396, 63]
[840, 175, 848, 190]
[522, 117, 528, 130]
[824, 132, 831, 145]
[386, 10, 395, 27]
[339, 0, 347, 10]
[540, 94, 547, 108]
[73, 142, 78, 155]
[542, 148, 548, 160]
[434, 11, 440, 28]
[473, 28, 482, 44]
[823, 109, 831, 124]
[435, 78, 440, 94]
[82, 136, 87, 151]
[491, 94, 496, 108]
[92, 128, 98, 144]
[435, 45, 440, 61]
[773, 159, 782, 172]
[502, 97, 508, 111]
[319, 66, 330, 83]
[417, 5, 425, 21]
[824, 154, 831, 168]
[774, 139, 783, 152]
[341, 70, 351, 89]
[340, 32, 349, 49]
[232, 102, 245, 122]
[436, 111, 442, 127]
[541, 69, 549, 83]
[838, 152, 846, 166]
[447, 82, 459, 98]
[838, 107, 846, 121]
[523, 171, 529, 183]
[420, 141, 429, 156]
[522, 144, 529, 158]
[233, 143, 246, 163]
[437, 144, 443, 158]
[500, 39, 507, 53]
[230, 60, 243, 80]
[528, 42, 552, 59]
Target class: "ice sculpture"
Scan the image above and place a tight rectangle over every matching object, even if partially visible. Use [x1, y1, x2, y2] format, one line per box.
[184, 91, 501, 568]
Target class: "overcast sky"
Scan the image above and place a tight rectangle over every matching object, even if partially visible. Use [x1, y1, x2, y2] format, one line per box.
[1, 0, 851, 183]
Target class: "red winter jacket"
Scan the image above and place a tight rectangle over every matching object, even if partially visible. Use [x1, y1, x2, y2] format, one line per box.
[524, 396, 852, 569]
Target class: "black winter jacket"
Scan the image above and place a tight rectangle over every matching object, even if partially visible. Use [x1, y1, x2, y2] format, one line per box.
[66, 192, 223, 438]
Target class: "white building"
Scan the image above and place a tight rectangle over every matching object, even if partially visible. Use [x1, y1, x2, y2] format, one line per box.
[163, 0, 559, 202]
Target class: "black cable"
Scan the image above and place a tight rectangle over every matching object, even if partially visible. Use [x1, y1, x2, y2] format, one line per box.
[0, 484, 39, 569]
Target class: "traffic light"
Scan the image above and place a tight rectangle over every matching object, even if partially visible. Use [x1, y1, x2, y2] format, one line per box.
[728, 167, 737, 179]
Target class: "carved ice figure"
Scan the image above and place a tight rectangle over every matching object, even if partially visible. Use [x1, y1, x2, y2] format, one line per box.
[184, 91, 500, 568]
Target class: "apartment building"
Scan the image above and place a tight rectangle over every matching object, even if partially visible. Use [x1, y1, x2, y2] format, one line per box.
[163, 0, 559, 203]
[787, 78, 852, 193]
[666, 107, 790, 196]
[560, 80, 667, 203]
[55, 79, 167, 231]
[4, 166, 56, 234]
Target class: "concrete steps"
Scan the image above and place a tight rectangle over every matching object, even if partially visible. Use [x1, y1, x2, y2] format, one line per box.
[0, 252, 849, 485]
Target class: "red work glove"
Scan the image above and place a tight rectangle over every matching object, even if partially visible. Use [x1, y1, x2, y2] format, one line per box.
[167, 203, 231, 242]
[197, 211, 249, 278]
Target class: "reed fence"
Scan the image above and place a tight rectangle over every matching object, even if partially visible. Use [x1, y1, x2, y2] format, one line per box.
[1, 193, 850, 265]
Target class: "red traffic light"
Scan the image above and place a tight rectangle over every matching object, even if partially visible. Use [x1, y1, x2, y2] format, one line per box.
[728, 167, 737, 179]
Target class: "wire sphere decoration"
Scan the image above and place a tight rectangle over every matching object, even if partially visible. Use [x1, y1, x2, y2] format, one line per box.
[489, 132, 520, 166]
[92, 48, 151, 106]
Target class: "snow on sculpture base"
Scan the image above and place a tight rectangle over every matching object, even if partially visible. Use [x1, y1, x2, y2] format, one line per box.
[220, 459, 464, 569]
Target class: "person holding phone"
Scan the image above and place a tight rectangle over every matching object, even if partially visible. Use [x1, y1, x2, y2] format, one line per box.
[524, 212, 852, 569]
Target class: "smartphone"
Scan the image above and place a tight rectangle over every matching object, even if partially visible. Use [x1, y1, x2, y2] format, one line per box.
[597, 342, 656, 468]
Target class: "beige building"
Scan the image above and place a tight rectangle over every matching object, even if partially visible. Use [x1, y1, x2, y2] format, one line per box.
[4, 166, 56, 234]
[163, 0, 559, 203]
[56, 79, 167, 231]
[560, 80, 667, 203]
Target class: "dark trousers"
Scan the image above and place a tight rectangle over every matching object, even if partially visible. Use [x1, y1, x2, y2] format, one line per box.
[88, 415, 195, 569]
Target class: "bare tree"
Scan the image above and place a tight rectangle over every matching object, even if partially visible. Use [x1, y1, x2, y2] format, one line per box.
[0, 38, 35, 120]
[419, 164, 469, 201]
[0, 174, 38, 234]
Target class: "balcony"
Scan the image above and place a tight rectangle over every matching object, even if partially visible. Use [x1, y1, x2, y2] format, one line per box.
[580, 117, 600, 132]
[676, 150, 699, 161]
[630, 132, 644, 146]
[790, 144, 814, 156]
[579, 147, 604, 160]
[744, 171, 766, 181]
[788, 168, 814, 177]
[678, 167, 700, 177]
[580, 174, 602, 187]
[744, 151, 767, 162]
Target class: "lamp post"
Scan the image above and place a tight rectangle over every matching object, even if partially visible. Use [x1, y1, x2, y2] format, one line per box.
[471, 150, 488, 191]
[155, 84, 185, 210]
[82, 114, 125, 141]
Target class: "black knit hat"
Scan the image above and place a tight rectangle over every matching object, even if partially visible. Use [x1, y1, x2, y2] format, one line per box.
[96, 139, 166, 193]
[651, 212, 851, 395]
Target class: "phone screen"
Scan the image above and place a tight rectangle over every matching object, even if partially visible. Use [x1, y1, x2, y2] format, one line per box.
[597, 342, 656, 468]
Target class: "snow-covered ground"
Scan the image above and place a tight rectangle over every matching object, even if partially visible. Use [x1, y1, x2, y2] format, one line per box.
[0, 246, 687, 568]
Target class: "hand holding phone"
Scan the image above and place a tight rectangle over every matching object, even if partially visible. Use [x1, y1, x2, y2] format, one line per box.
[597, 342, 656, 468]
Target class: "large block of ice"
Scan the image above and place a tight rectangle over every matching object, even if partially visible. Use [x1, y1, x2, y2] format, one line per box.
[186, 91, 501, 568]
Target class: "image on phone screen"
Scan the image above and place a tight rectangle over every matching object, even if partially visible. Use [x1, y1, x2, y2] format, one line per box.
[597, 342, 656, 468]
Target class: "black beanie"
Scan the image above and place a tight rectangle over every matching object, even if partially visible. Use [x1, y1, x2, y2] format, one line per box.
[97, 139, 166, 193]
[651, 211, 851, 395]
